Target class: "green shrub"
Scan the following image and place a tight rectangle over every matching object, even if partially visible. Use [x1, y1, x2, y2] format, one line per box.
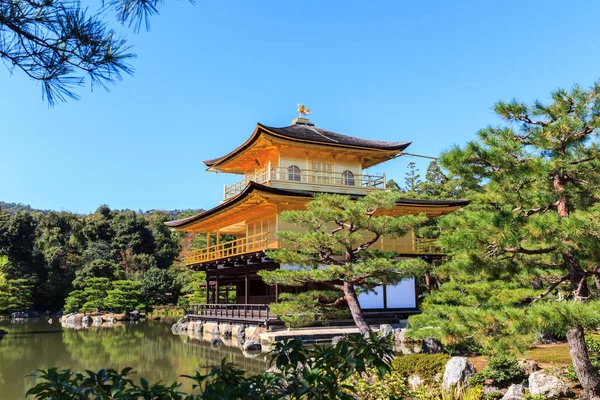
[27, 333, 395, 400]
[347, 368, 409, 400]
[469, 353, 523, 387]
[392, 353, 450, 383]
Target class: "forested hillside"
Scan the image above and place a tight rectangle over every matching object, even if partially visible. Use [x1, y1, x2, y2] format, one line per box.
[0, 204, 203, 313]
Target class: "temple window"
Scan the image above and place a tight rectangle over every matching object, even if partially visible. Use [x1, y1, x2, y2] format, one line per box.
[288, 165, 301, 181]
[342, 170, 355, 186]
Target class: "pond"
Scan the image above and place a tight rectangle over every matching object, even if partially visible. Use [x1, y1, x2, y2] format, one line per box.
[0, 318, 269, 398]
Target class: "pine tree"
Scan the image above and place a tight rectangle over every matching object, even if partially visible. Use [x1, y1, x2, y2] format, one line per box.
[410, 84, 600, 398]
[259, 191, 426, 335]
[403, 162, 421, 193]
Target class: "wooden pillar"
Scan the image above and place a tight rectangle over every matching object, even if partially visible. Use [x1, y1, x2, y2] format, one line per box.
[275, 283, 280, 304]
[244, 265, 249, 305]
[205, 270, 210, 304]
[215, 274, 220, 305]
[206, 231, 210, 247]
[382, 285, 388, 309]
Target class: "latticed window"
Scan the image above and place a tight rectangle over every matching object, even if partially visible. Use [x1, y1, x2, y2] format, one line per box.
[288, 165, 301, 181]
[342, 170, 355, 186]
[311, 161, 333, 184]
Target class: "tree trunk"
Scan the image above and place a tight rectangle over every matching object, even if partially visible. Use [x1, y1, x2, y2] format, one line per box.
[566, 325, 600, 399]
[342, 282, 372, 336]
[564, 251, 590, 300]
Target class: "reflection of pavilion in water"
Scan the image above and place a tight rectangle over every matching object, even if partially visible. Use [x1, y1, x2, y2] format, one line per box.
[182, 334, 269, 374]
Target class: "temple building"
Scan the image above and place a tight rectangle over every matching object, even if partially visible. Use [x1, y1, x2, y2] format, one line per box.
[166, 109, 467, 326]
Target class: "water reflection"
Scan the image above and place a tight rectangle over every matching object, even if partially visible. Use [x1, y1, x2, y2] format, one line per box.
[0, 318, 266, 398]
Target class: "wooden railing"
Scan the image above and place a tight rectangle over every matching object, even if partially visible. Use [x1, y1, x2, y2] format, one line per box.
[184, 234, 442, 266]
[223, 165, 386, 200]
[223, 165, 269, 199]
[184, 232, 275, 265]
[413, 238, 443, 254]
[187, 303, 271, 322]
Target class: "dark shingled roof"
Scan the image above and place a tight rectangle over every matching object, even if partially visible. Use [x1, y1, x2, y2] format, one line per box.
[164, 182, 469, 229]
[203, 122, 411, 167]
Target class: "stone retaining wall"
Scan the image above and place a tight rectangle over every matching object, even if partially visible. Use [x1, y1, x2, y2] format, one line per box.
[171, 317, 267, 351]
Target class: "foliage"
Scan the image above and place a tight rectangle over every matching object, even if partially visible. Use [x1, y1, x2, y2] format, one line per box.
[104, 280, 143, 312]
[407, 83, 600, 395]
[0, 204, 184, 313]
[469, 353, 523, 387]
[269, 291, 351, 328]
[261, 191, 426, 334]
[391, 353, 450, 383]
[0, 0, 194, 104]
[141, 267, 181, 306]
[0, 255, 33, 313]
[346, 368, 409, 400]
[26, 334, 394, 399]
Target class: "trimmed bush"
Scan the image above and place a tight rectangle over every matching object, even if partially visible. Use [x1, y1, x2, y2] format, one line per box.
[391, 353, 450, 383]
[469, 353, 523, 387]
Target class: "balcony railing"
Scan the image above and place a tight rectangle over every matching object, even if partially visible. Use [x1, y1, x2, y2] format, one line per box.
[223, 164, 386, 200]
[184, 232, 276, 265]
[183, 233, 443, 266]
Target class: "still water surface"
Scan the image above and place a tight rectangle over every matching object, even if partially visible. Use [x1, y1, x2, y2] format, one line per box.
[0, 318, 267, 399]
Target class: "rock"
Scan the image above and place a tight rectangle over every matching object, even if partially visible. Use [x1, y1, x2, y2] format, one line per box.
[210, 337, 224, 346]
[204, 322, 220, 335]
[502, 384, 526, 400]
[219, 324, 232, 337]
[442, 357, 475, 392]
[231, 324, 245, 338]
[243, 339, 261, 351]
[126, 310, 142, 321]
[93, 316, 103, 325]
[394, 328, 408, 344]
[11, 312, 28, 319]
[331, 336, 345, 345]
[408, 375, 424, 390]
[171, 318, 189, 334]
[0, 329, 7, 339]
[536, 332, 557, 344]
[378, 324, 394, 339]
[245, 326, 266, 339]
[528, 372, 573, 399]
[422, 337, 443, 354]
[518, 359, 540, 376]
[82, 316, 92, 325]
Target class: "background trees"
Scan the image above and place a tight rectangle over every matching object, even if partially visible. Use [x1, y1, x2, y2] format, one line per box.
[409, 84, 600, 398]
[0, 203, 189, 313]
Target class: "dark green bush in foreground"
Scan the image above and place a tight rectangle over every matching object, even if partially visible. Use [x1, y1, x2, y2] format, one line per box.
[26, 334, 394, 400]
[469, 353, 523, 387]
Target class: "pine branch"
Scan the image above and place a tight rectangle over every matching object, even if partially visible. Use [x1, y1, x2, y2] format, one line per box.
[503, 246, 558, 255]
[531, 275, 568, 303]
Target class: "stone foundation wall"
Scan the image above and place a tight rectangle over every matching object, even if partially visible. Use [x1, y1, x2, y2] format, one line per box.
[171, 317, 267, 351]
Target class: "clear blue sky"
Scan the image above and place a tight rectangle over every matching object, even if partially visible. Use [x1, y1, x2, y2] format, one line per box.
[2, 1, 599, 213]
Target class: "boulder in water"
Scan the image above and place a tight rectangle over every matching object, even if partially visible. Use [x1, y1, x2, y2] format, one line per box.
[243, 339, 261, 351]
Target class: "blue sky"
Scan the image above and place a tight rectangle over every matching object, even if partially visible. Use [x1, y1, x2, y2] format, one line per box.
[2, 1, 600, 213]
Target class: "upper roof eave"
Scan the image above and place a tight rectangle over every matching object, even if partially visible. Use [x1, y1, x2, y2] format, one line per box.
[203, 123, 412, 169]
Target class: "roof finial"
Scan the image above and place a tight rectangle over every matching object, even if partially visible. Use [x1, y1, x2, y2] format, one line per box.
[292, 104, 314, 125]
[297, 104, 311, 118]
